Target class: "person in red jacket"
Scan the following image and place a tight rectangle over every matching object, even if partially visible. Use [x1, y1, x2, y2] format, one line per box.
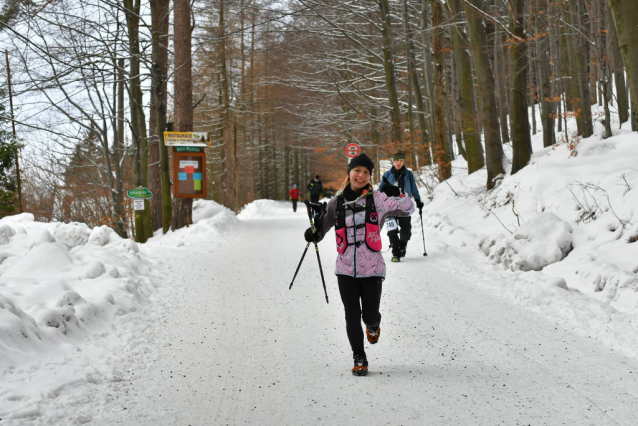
[289, 184, 300, 212]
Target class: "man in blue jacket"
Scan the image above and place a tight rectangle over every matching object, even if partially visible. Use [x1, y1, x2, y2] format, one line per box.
[378, 151, 424, 262]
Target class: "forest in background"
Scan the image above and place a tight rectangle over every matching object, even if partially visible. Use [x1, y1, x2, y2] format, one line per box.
[0, 0, 636, 241]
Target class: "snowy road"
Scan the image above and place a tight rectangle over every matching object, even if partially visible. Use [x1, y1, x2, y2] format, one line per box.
[82, 201, 638, 425]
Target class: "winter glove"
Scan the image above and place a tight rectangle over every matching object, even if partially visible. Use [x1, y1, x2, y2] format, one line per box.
[315, 202, 327, 221]
[304, 227, 319, 243]
[380, 177, 401, 197]
[416, 199, 424, 211]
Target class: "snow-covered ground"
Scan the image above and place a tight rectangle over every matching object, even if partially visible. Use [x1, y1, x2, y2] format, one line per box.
[419, 115, 638, 360]
[1, 114, 638, 423]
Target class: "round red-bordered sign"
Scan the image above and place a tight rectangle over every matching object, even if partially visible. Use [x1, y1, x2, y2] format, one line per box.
[345, 143, 360, 158]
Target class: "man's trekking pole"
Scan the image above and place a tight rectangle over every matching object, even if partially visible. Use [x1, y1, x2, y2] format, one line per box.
[419, 208, 427, 256]
[289, 242, 310, 290]
[305, 200, 329, 304]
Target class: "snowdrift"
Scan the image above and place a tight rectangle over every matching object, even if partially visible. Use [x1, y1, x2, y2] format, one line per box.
[147, 199, 239, 247]
[0, 214, 157, 368]
[478, 213, 573, 272]
[421, 125, 638, 314]
[238, 199, 289, 220]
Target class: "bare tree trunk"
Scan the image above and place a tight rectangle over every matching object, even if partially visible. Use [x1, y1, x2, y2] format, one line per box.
[402, 0, 415, 166]
[464, 0, 505, 188]
[404, 0, 431, 167]
[215, 37, 227, 206]
[576, 0, 595, 136]
[593, 0, 613, 138]
[509, 0, 532, 175]
[446, 56, 458, 161]
[448, 0, 484, 173]
[149, 0, 171, 233]
[172, 0, 194, 229]
[536, 0, 556, 147]
[111, 58, 127, 238]
[494, 29, 510, 143]
[233, 117, 239, 210]
[124, 0, 150, 242]
[606, 3, 629, 125]
[379, 0, 403, 145]
[587, 7, 599, 106]
[529, 59, 537, 135]
[421, 0, 436, 156]
[431, 0, 451, 181]
[219, 0, 235, 210]
[552, 2, 565, 135]
[449, 54, 464, 160]
[561, 2, 591, 137]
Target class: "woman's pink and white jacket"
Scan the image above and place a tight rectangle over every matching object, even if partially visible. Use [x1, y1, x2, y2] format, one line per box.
[315, 191, 414, 279]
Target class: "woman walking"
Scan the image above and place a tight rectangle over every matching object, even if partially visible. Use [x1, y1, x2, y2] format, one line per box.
[304, 153, 414, 376]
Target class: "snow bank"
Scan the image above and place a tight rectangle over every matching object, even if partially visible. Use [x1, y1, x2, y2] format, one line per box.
[148, 199, 239, 247]
[575, 261, 638, 313]
[421, 119, 638, 315]
[237, 199, 290, 219]
[478, 213, 573, 271]
[148, 198, 293, 248]
[0, 216, 157, 369]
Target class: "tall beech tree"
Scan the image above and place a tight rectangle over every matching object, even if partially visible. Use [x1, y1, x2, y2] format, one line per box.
[431, 0, 451, 181]
[172, 0, 194, 229]
[124, 0, 152, 242]
[509, 0, 532, 174]
[448, 0, 484, 174]
[606, 0, 638, 129]
[379, 0, 404, 145]
[464, 0, 505, 188]
[535, 0, 556, 148]
[150, 0, 172, 233]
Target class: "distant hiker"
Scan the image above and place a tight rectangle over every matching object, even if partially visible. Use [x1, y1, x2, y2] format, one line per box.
[307, 175, 323, 203]
[303, 153, 414, 376]
[378, 151, 424, 262]
[289, 184, 300, 212]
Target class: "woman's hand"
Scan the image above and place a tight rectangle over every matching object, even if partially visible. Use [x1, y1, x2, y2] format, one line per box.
[380, 177, 401, 197]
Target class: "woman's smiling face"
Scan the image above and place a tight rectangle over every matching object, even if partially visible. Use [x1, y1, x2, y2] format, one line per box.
[349, 166, 371, 191]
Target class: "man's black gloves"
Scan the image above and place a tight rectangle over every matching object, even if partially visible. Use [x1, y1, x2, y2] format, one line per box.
[304, 227, 319, 243]
[416, 199, 424, 210]
[380, 179, 401, 197]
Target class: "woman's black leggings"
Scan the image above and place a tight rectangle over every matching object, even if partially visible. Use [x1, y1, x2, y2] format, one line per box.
[337, 275, 383, 357]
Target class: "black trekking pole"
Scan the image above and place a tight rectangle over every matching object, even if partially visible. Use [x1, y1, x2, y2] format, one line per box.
[419, 209, 428, 256]
[305, 200, 329, 304]
[289, 242, 310, 290]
